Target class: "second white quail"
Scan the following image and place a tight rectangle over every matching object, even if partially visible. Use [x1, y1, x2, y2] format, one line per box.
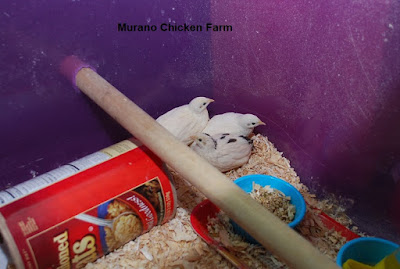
[202, 112, 265, 137]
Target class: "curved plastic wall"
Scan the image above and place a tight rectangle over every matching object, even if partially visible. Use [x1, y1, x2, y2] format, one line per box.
[210, 0, 400, 240]
[1, 0, 212, 186]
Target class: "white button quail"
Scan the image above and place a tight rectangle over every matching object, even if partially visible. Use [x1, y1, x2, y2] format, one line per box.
[202, 112, 265, 137]
[190, 133, 253, 172]
[156, 97, 214, 145]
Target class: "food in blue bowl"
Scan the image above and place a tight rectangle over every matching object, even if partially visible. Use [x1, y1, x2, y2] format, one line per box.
[231, 174, 306, 244]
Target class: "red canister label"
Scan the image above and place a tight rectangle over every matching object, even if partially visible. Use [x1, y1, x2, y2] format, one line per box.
[0, 140, 176, 269]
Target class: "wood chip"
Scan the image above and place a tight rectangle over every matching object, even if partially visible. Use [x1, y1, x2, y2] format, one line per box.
[86, 134, 363, 269]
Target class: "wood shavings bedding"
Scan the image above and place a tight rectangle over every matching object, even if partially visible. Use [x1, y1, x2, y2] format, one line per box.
[207, 213, 288, 268]
[86, 134, 361, 269]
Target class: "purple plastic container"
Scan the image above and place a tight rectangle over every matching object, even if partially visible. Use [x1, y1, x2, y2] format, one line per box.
[1, 0, 399, 241]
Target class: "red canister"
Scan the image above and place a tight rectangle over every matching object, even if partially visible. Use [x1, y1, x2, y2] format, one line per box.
[0, 139, 177, 269]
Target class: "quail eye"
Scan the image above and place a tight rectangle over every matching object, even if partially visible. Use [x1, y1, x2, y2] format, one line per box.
[252, 122, 256, 125]
[203, 102, 206, 105]
[198, 138, 202, 142]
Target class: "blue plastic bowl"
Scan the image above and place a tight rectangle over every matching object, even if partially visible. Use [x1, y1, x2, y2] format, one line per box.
[336, 237, 399, 267]
[231, 174, 306, 244]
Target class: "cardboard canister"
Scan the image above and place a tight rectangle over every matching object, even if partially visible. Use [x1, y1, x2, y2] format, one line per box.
[0, 139, 177, 269]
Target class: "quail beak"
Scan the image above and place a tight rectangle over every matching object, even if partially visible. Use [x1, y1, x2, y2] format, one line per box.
[189, 135, 198, 141]
[259, 121, 266, 126]
[208, 98, 215, 103]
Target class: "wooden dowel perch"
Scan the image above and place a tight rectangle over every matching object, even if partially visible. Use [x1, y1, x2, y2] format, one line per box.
[72, 65, 339, 269]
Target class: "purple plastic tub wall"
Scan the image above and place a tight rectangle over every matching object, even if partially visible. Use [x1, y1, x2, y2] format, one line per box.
[1, 1, 400, 241]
